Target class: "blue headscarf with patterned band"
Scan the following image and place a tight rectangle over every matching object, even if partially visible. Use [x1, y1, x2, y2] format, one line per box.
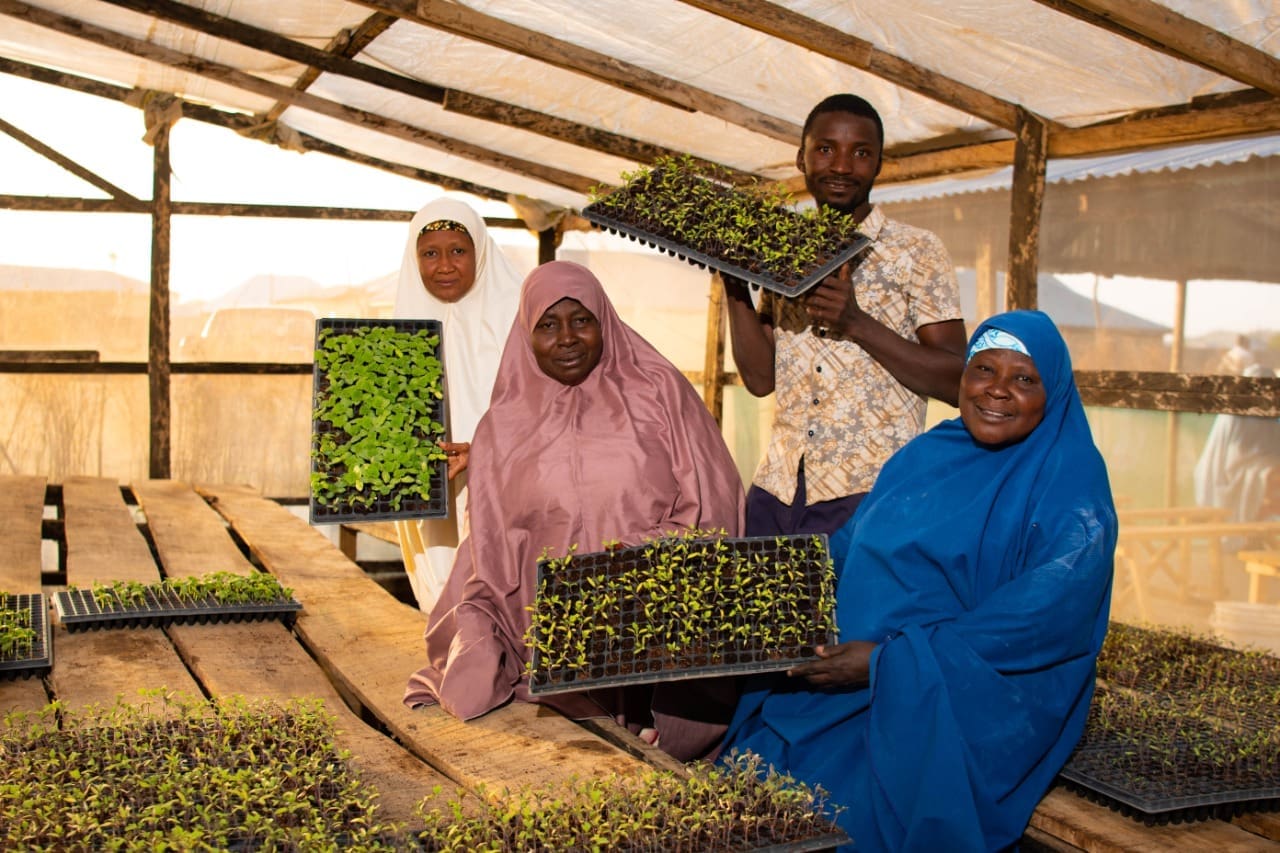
[721, 310, 1117, 852]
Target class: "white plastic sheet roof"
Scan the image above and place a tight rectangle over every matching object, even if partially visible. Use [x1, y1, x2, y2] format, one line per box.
[1, 0, 1277, 211]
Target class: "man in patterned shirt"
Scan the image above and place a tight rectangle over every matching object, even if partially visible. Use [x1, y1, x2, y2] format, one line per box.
[724, 93, 967, 537]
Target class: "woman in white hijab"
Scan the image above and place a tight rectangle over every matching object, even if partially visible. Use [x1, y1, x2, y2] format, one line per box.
[393, 197, 525, 611]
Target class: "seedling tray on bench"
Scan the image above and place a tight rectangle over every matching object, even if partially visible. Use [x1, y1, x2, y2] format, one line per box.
[1059, 742, 1280, 826]
[54, 588, 302, 632]
[583, 204, 873, 298]
[1058, 623, 1280, 825]
[310, 318, 450, 524]
[0, 594, 52, 680]
[528, 533, 836, 696]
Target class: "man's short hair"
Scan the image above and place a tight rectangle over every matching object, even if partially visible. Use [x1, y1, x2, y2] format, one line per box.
[802, 94, 884, 149]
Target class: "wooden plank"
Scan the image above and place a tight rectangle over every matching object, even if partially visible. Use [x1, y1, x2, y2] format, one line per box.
[1234, 811, 1280, 843]
[166, 620, 454, 825]
[48, 628, 200, 713]
[62, 476, 160, 586]
[197, 484, 653, 790]
[131, 479, 254, 578]
[1031, 787, 1280, 851]
[0, 475, 46, 591]
[0, 678, 50, 716]
[1118, 521, 1280, 542]
[0, 349, 99, 363]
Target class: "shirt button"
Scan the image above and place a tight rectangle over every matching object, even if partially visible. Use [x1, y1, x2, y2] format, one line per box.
[807, 429, 815, 437]
[816, 365, 823, 373]
[812, 398, 820, 405]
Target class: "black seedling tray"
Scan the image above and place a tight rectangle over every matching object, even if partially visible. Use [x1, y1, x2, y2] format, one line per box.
[528, 534, 836, 696]
[0, 594, 52, 680]
[750, 831, 852, 852]
[310, 318, 450, 524]
[54, 588, 301, 632]
[582, 205, 873, 298]
[1060, 740, 1280, 825]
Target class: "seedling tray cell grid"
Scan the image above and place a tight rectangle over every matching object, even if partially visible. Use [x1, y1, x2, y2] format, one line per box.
[310, 318, 450, 524]
[528, 534, 836, 696]
[582, 204, 873, 299]
[54, 588, 302, 632]
[0, 594, 52, 680]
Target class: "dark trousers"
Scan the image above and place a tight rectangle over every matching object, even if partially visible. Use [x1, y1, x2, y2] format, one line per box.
[745, 459, 866, 537]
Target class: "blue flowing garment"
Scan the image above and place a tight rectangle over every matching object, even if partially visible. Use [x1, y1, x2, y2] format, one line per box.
[721, 310, 1117, 852]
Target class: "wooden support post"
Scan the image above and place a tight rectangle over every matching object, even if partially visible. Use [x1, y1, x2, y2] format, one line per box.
[1165, 278, 1188, 507]
[537, 227, 557, 265]
[702, 273, 727, 422]
[148, 120, 172, 479]
[1006, 109, 1048, 311]
[974, 237, 996, 324]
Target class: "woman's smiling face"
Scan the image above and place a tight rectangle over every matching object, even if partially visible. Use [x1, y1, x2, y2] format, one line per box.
[959, 347, 1047, 447]
[416, 229, 477, 303]
[530, 297, 603, 386]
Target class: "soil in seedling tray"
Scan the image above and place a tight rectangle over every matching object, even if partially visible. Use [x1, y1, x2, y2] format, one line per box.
[310, 318, 450, 524]
[0, 594, 51, 680]
[583, 161, 873, 298]
[527, 533, 837, 696]
[54, 588, 301, 632]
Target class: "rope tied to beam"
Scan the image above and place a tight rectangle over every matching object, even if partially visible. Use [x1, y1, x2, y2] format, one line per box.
[125, 90, 183, 147]
[236, 117, 307, 153]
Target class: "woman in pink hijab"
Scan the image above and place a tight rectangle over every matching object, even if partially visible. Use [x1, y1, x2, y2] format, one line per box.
[405, 260, 745, 760]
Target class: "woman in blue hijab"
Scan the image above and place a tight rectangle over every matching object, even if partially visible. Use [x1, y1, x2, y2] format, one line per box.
[720, 310, 1117, 852]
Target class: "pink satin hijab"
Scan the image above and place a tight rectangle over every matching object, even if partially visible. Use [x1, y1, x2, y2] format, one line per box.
[405, 260, 745, 721]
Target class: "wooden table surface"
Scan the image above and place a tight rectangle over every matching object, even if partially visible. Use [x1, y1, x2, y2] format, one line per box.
[1, 475, 1277, 849]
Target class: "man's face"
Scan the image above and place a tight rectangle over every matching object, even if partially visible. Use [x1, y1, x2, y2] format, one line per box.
[796, 111, 882, 219]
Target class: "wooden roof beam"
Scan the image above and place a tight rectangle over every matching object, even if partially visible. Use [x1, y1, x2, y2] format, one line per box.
[1038, 0, 1280, 96]
[0, 115, 145, 207]
[96, 0, 744, 176]
[677, 0, 1037, 133]
[262, 11, 399, 124]
[775, 94, 1280, 190]
[0, 56, 509, 202]
[354, 0, 802, 144]
[0, 0, 599, 194]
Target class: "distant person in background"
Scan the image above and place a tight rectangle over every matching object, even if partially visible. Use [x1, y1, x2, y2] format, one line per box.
[722, 93, 966, 538]
[393, 198, 525, 612]
[1215, 334, 1258, 376]
[1194, 364, 1280, 525]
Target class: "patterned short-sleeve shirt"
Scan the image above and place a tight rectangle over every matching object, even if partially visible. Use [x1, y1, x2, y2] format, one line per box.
[754, 206, 961, 505]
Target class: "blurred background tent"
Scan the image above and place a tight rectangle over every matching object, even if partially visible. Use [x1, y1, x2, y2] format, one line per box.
[1, 1, 1278, 631]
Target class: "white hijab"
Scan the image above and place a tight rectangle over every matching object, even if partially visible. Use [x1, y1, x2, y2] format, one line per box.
[393, 198, 525, 442]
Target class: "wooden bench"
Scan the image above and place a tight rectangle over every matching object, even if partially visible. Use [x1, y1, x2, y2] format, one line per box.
[337, 520, 400, 560]
[2, 476, 1277, 849]
[1112, 510, 1280, 621]
[1237, 549, 1280, 604]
